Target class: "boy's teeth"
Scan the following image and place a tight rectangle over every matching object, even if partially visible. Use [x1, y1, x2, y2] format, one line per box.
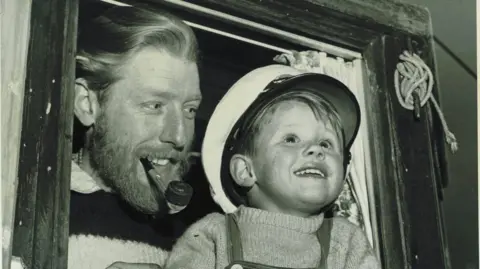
[151, 158, 169, 165]
[295, 169, 324, 177]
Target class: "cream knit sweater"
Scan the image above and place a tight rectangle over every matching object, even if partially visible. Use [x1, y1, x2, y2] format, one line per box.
[68, 161, 170, 269]
[166, 206, 380, 269]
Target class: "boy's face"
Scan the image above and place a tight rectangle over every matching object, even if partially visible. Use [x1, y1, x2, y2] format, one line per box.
[247, 100, 345, 217]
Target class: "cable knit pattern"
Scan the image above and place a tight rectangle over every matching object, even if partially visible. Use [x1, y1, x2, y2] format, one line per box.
[166, 206, 380, 269]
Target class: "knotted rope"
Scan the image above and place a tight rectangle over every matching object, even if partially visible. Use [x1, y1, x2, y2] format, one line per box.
[394, 51, 458, 153]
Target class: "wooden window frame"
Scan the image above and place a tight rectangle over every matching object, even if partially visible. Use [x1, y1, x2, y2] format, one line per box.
[8, 0, 451, 268]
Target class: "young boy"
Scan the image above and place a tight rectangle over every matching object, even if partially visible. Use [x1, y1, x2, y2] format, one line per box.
[165, 65, 380, 269]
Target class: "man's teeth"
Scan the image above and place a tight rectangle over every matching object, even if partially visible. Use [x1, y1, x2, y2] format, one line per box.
[150, 158, 169, 166]
[295, 169, 325, 177]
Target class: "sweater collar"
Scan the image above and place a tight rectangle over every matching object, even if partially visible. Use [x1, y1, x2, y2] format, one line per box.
[234, 205, 325, 234]
[71, 161, 104, 194]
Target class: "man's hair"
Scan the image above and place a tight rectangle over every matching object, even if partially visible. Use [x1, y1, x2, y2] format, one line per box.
[225, 90, 345, 205]
[75, 6, 199, 104]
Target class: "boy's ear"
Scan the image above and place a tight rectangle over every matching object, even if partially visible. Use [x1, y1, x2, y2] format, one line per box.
[229, 154, 256, 188]
[74, 78, 100, 127]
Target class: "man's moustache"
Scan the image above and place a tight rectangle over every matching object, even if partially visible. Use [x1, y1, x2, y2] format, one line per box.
[177, 155, 192, 176]
[139, 148, 186, 163]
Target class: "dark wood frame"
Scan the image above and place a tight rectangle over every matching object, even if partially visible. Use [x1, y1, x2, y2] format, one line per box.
[11, 0, 78, 268]
[11, 0, 450, 268]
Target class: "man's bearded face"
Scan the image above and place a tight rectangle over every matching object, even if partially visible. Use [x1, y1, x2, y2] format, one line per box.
[88, 48, 201, 214]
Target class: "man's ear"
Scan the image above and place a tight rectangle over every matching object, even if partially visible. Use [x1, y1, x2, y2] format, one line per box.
[229, 154, 256, 188]
[74, 78, 100, 127]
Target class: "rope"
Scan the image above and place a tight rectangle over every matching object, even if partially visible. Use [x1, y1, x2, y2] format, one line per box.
[394, 51, 458, 153]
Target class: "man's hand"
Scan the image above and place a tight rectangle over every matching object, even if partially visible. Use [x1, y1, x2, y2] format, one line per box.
[106, 262, 162, 269]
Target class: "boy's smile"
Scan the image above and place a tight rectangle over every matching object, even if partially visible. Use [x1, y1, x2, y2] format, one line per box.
[293, 161, 329, 179]
[246, 100, 345, 217]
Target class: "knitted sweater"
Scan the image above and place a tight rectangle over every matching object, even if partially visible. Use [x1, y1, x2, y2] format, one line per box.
[68, 161, 178, 269]
[166, 206, 380, 269]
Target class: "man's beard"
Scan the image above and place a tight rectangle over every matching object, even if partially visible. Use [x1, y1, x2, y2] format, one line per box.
[87, 112, 191, 215]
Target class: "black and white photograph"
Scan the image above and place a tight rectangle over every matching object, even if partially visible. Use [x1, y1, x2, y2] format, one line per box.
[2, 0, 477, 269]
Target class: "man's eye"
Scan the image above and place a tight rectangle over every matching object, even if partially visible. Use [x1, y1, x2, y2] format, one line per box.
[144, 102, 164, 110]
[184, 107, 198, 119]
[283, 135, 299, 143]
[319, 140, 333, 149]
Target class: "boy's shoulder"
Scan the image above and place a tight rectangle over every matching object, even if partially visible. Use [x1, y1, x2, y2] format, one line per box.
[328, 217, 365, 239]
[178, 212, 229, 243]
[186, 212, 227, 232]
[329, 216, 358, 228]
[327, 217, 379, 267]
[201, 212, 227, 222]
[328, 217, 373, 250]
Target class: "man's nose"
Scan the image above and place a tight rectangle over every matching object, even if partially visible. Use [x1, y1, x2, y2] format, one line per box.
[303, 143, 325, 160]
[159, 108, 186, 150]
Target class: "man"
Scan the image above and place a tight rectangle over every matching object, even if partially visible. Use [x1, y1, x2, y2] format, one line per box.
[69, 6, 201, 269]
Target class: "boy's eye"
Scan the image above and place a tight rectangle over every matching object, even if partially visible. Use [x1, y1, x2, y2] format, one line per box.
[319, 140, 333, 149]
[283, 134, 299, 143]
[184, 106, 198, 119]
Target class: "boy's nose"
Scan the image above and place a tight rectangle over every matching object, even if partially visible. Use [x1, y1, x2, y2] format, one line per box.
[303, 144, 326, 160]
